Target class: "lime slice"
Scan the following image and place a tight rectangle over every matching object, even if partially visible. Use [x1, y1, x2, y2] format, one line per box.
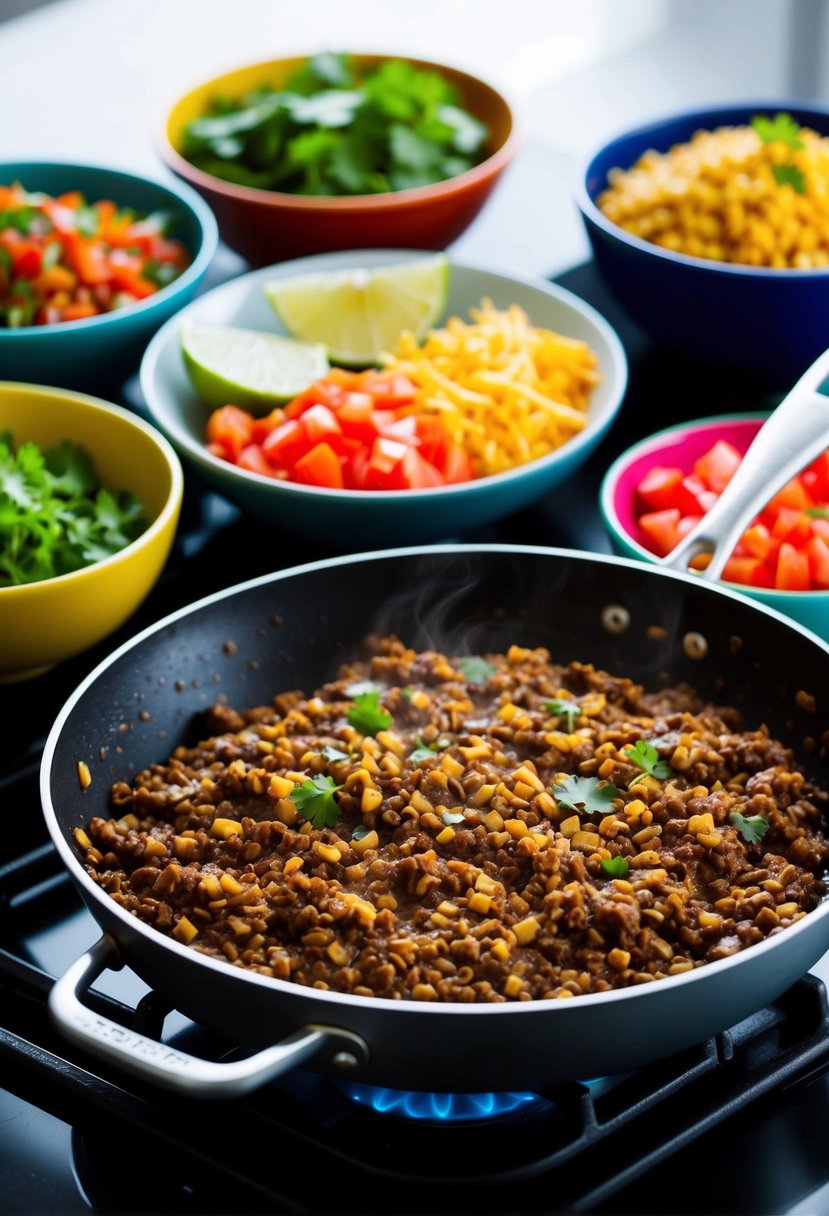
[181, 324, 329, 410]
[263, 254, 450, 366]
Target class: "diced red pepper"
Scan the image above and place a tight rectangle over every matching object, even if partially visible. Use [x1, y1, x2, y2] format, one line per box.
[294, 441, 344, 489]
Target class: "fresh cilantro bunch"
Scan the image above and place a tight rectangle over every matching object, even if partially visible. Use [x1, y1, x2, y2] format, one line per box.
[0, 432, 148, 587]
[181, 52, 489, 196]
[458, 655, 496, 684]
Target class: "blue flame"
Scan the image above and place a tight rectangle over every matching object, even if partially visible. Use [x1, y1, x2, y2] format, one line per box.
[337, 1081, 541, 1122]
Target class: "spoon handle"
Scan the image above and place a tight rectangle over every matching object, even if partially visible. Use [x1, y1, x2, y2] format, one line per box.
[661, 349, 829, 582]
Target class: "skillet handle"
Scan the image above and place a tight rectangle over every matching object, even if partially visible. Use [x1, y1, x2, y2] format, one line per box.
[49, 935, 370, 1099]
[661, 348, 829, 581]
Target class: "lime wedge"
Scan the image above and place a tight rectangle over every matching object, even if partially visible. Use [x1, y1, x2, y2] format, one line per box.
[181, 324, 329, 410]
[263, 254, 450, 366]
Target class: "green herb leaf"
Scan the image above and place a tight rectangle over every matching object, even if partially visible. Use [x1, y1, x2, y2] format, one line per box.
[289, 774, 343, 829]
[772, 163, 806, 193]
[347, 689, 392, 736]
[322, 745, 349, 762]
[441, 810, 466, 826]
[601, 855, 630, 878]
[545, 698, 581, 731]
[728, 811, 769, 844]
[458, 655, 496, 684]
[552, 775, 618, 816]
[346, 679, 382, 696]
[351, 824, 371, 842]
[807, 507, 829, 520]
[409, 736, 439, 763]
[0, 432, 148, 587]
[751, 112, 804, 150]
[625, 739, 674, 780]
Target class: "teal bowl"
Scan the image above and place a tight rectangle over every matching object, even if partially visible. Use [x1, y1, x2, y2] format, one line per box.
[0, 161, 218, 391]
[139, 249, 628, 547]
[600, 413, 829, 641]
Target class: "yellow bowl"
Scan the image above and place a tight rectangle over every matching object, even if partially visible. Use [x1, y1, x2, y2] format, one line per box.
[0, 383, 183, 682]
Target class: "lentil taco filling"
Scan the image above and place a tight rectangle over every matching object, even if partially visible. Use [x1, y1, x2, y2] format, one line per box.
[76, 638, 829, 1003]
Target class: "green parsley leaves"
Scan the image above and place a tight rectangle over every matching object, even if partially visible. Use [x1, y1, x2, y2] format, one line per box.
[751, 112, 804, 150]
[290, 774, 342, 829]
[625, 739, 674, 780]
[180, 52, 489, 197]
[408, 735, 448, 764]
[545, 698, 580, 731]
[347, 689, 392, 736]
[0, 433, 148, 587]
[458, 655, 496, 684]
[728, 811, 769, 844]
[552, 775, 618, 816]
[751, 113, 807, 194]
[772, 163, 806, 194]
[600, 855, 630, 879]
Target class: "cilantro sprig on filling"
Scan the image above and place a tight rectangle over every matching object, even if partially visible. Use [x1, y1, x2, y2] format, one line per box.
[625, 739, 674, 780]
[347, 689, 392, 737]
[0, 432, 147, 587]
[751, 112, 807, 194]
[551, 775, 618, 816]
[289, 774, 342, 830]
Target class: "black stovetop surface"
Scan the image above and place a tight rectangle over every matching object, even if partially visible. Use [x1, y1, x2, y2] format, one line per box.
[2, 258, 829, 1216]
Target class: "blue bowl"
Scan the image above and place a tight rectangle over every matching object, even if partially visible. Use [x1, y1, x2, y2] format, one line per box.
[0, 161, 218, 391]
[575, 101, 829, 384]
[140, 249, 628, 547]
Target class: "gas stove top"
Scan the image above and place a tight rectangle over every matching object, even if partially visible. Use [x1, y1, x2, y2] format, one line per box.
[2, 264, 828, 1216]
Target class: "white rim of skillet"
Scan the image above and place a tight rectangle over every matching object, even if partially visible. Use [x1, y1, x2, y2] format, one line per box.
[41, 541, 829, 1017]
[139, 250, 629, 500]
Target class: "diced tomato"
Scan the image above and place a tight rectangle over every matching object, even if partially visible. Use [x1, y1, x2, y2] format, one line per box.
[740, 522, 774, 561]
[337, 396, 381, 444]
[805, 535, 829, 589]
[364, 437, 410, 489]
[693, 440, 742, 493]
[766, 476, 813, 514]
[250, 409, 285, 445]
[810, 516, 829, 543]
[205, 405, 254, 461]
[441, 446, 475, 485]
[414, 415, 449, 467]
[293, 441, 344, 489]
[771, 507, 811, 546]
[12, 244, 43, 279]
[634, 465, 685, 511]
[722, 556, 775, 588]
[775, 542, 811, 591]
[803, 452, 829, 500]
[638, 508, 681, 557]
[261, 419, 308, 467]
[236, 444, 273, 477]
[301, 403, 343, 451]
[388, 447, 445, 490]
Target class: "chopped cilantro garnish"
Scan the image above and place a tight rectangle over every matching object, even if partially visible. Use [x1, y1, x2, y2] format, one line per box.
[772, 163, 806, 194]
[751, 112, 804, 150]
[728, 811, 769, 844]
[289, 774, 342, 829]
[552, 775, 618, 816]
[458, 655, 496, 684]
[601, 855, 630, 878]
[180, 53, 488, 197]
[352, 825, 371, 842]
[409, 736, 440, 763]
[0, 432, 148, 587]
[347, 689, 392, 736]
[322, 745, 349, 762]
[625, 739, 674, 780]
[545, 698, 580, 731]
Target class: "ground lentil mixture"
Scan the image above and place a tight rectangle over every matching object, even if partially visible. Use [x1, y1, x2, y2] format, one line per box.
[77, 639, 829, 1003]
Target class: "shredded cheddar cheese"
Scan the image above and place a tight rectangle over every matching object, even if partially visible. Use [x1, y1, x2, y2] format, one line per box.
[384, 299, 600, 478]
